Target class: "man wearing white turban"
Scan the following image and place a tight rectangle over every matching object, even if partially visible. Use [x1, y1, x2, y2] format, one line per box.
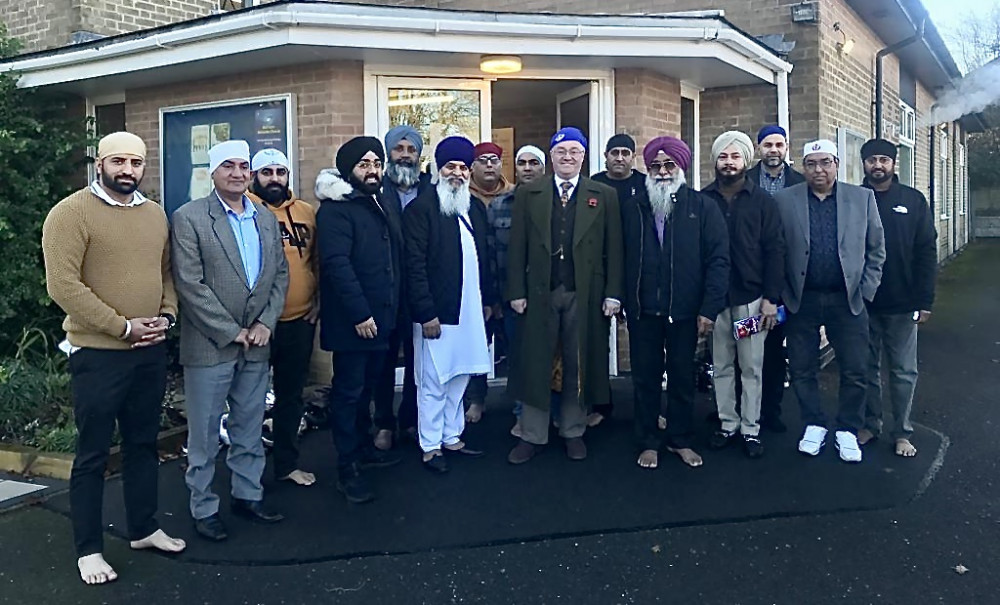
[701, 131, 786, 459]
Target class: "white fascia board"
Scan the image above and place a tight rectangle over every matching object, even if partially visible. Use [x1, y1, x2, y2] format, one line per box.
[5, 6, 790, 86]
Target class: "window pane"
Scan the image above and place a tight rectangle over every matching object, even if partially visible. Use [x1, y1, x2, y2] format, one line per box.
[388, 88, 481, 170]
[898, 144, 914, 187]
[95, 103, 125, 138]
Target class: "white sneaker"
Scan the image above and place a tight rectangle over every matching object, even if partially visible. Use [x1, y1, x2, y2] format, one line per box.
[798, 425, 828, 456]
[835, 431, 863, 463]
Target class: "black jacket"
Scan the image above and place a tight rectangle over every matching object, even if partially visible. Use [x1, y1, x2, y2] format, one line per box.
[702, 178, 786, 306]
[404, 188, 496, 326]
[380, 171, 431, 325]
[315, 169, 402, 352]
[862, 176, 937, 314]
[621, 184, 730, 322]
[591, 169, 645, 204]
[746, 162, 806, 189]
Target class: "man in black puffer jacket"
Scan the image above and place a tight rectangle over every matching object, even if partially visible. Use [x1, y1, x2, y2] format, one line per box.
[858, 138, 937, 458]
[622, 135, 730, 470]
[315, 137, 403, 505]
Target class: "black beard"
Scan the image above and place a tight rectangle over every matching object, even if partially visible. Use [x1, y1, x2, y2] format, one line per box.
[349, 173, 381, 196]
[763, 156, 784, 168]
[252, 179, 290, 205]
[716, 169, 746, 187]
[866, 171, 892, 185]
[101, 172, 138, 195]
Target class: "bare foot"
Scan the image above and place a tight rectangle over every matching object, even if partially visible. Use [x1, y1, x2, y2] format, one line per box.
[374, 429, 393, 451]
[666, 446, 703, 468]
[895, 438, 917, 457]
[129, 529, 186, 553]
[587, 412, 605, 427]
[857, 429, 877, 445]
[637, 449, 658, 469]
[279, 469, 316, 486]
[465, 403, 484, 423]
[657, 415, 667, 430]
[78, 553, 118, 585]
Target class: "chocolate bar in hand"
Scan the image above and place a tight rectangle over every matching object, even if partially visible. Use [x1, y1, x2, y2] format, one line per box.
[733, 305, 787, 340]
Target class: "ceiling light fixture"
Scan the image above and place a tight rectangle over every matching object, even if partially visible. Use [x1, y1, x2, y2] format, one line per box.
[480, 55, 522, 75]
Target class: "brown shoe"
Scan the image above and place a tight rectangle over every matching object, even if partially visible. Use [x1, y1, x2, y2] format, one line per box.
[565, 437, 587, 461]
[507, 440, 540, 465]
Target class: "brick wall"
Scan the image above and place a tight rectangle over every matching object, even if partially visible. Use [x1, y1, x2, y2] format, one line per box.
[613, 68, 681, 171]
[699, 83, 778, 185]
[0, 0, 75, 52]
[125, 60, 364, 205]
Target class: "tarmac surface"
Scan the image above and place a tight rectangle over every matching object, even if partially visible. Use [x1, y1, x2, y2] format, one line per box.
[1, 240, 998, 604]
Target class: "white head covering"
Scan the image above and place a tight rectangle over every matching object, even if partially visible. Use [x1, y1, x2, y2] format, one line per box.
[251, 148, 289, 172]
[209, 140, 251, 175]
[803, 139, 838, 159]
[515, 145, 546, 166]
[711, 131, 754, 164]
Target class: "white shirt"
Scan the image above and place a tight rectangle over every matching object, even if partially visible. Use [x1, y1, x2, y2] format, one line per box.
[554, 174, 581, 200]
[90, 180, 148, 207]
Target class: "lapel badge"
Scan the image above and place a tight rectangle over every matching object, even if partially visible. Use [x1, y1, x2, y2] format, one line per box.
[892, 205, 908, 214]
[588, 198, 598, 207]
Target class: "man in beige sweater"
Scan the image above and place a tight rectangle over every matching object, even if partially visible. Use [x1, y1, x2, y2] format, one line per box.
[42, 132, 186, 586]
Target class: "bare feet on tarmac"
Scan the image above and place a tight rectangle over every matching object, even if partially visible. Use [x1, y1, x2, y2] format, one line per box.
[279, 469, 317, 486]
[129, 529, 187, 553]
[78, 553, 118, 585]
[586, 412, 605, 427]
[374, 429, 393, 451]
[465, 403, 484, 423]
[857, 428, 877, 445]
[895, 438, 917, 457]
[637, 449, 658, 469]
[666, 446, 703, 468]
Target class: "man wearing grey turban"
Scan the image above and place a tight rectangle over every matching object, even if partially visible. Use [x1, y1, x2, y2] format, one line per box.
[701, 131, 786, 459]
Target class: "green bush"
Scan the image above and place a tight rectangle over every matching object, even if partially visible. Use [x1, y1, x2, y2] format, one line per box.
[0, 329, 74, 451]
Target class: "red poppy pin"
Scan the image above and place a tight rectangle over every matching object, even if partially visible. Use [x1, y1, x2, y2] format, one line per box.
[588, 198, 598, 207]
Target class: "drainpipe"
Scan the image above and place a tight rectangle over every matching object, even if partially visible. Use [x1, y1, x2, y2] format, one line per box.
[928, 125, 935, 213]
[874, 18, 925, 138]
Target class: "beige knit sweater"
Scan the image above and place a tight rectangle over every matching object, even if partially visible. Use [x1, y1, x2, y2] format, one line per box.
[42, 187, 178, 350]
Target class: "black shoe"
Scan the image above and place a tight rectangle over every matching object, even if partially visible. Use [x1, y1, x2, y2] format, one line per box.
[194, 514, 228, 541]
[337, 468, 375, 504]
[360, 448, 402, 469]
[760, 416, 788, 433]
[743, 434, 765, 459]
[423, 454, 450, 474]
[230, 498, 284, 524]
[709, 430, 737, 450]
[444, 444, 484, 457]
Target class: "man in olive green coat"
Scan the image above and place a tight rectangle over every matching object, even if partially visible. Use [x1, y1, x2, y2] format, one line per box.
[506, 127, 624, 464]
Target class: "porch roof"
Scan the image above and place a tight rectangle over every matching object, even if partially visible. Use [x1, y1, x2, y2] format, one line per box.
[0, 0, 792, 94]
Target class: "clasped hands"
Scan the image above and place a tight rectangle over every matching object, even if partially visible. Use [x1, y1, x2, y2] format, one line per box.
[126, 317, 170, 349]
[234, 322, 272, 351]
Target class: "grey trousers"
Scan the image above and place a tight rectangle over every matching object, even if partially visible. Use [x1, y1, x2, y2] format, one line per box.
[184, 358, 270, 520]
[713, 298, 766, 436]
[521, 286, 586, 445]
[864, 312, 918, 440]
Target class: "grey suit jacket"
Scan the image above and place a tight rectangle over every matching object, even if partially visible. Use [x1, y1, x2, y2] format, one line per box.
[171, 192, 289, 366]
[773, 181, 885, 315]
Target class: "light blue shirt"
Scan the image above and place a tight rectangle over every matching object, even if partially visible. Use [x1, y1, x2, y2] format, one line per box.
[216, 192, 262, 289]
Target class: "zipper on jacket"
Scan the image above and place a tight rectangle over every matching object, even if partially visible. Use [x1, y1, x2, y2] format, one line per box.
[667, 193, 677, 324]
[635, 203, 644, 318]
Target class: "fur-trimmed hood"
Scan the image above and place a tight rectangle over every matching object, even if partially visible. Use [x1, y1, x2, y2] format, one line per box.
[314, 168, 355, 202]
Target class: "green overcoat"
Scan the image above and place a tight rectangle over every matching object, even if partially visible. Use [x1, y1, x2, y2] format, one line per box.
[505, 176, 624, 412]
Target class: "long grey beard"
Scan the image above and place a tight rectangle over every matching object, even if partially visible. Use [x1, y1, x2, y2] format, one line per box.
[437, 179, 471, 216]
[385, 160, 421, 189]
[646, 171, 685, 217]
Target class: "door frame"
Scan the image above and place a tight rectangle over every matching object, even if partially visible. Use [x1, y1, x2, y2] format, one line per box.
[555, 82, 602, 176]
[374, 76, 494, 147]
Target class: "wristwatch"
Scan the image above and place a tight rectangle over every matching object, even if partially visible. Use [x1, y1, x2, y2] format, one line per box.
[160, 313, 177, 329]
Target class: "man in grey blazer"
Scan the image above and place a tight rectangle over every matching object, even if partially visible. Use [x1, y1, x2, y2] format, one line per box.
[773, 139, 885, 463]
[171, 140, 289, 541]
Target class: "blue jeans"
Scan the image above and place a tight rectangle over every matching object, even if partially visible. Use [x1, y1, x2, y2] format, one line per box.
[785, 290, 869, 433]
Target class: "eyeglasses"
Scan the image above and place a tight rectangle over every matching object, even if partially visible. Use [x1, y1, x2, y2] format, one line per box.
[647, 160, 678, 173]
[804, 158, 836, 170]
[356, 159, 383, 170]
[475, 155, 501, 166]
[553, 149, 585, 158]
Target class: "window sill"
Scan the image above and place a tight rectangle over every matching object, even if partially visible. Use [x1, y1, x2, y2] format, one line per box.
[940, 214, 951, 220]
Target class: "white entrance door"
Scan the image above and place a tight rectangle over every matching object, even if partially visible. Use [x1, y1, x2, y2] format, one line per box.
[556, 82, 602, 176]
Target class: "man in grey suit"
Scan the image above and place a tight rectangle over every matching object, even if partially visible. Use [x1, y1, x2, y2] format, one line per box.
[171, 140, 289, 541]
[773, 139, 885, 463]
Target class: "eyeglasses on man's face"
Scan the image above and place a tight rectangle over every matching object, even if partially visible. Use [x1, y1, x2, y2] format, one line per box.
[356, 159, 383, 171]
[475, 155, 501, 166]
[553, 148, 585, 158]
[803, 158, 836, 171]
[648, 160, 678, 173]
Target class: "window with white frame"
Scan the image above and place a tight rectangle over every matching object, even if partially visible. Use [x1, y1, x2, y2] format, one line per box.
[898, 102, 915, 187]
[939, 128, 950, 219]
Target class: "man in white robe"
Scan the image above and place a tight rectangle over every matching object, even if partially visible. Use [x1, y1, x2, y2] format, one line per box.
[403, 136, 496, 473]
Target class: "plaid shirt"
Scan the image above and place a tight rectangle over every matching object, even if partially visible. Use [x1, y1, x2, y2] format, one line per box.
[758, 167, 786, 196]
[487, 190, 515, 296]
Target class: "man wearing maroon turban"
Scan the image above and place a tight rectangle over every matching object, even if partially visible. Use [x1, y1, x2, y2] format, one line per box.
[621, 136, 730, 469]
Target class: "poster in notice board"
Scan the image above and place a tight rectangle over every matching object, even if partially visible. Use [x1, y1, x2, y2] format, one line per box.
[160, 94, 295, 217]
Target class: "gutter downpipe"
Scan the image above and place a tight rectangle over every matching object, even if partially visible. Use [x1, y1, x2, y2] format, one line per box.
[777, 70, 790, 133]
[874, 18, 925, 137]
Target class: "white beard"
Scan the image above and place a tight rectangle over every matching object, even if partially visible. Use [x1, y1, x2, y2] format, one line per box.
[646, 171, 685, 216]
[386, 160, 421, 189]
[437, 178, 471, 217]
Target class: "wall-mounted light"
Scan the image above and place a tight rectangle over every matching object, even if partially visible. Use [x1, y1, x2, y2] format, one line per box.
[833, 22, 855, 55]
[480, 55, 522, 75]
[790, 1, 819, 23]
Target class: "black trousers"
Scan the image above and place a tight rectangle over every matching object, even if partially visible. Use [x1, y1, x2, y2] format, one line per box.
[269, 317, 316, 478]
[69, 344, 166, 557]
[373, 326, 417, 432]
[734, 321, 786, 421]
[629, 315, 699, 451]
[329, 350, 383, 474]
